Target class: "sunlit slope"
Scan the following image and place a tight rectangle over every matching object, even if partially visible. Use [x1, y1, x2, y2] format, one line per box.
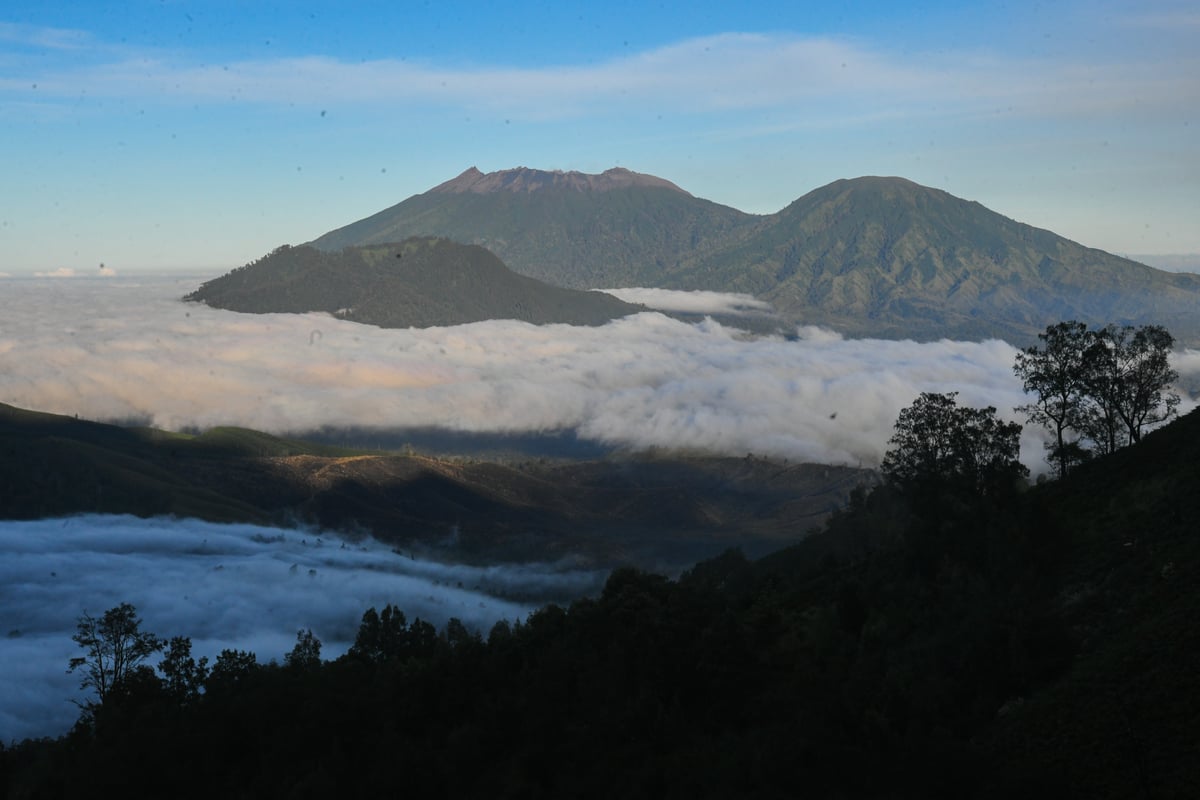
[186, 237, 641, 328]
[0, 403, 333, 522]
[0, 402, 872, 567]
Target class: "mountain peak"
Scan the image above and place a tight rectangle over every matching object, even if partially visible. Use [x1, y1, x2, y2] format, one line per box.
[429, 166, 691, 195]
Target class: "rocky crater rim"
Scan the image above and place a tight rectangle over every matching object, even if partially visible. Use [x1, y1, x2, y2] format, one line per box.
[430, 166, 691, 195]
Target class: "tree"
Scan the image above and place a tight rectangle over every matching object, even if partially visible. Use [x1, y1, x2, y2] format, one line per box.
[349, 604, 409, 663]
[68, 603, 164, 709]
[158, 636, 209, 704]
[1013, 321, 1097, 478]
[881, 392, 1027, 496]
[206, 648, 259, 692]
[1015, 322, 1181, 471]
[284, 628, 322, 670]
[1089, 324, 1180, 446]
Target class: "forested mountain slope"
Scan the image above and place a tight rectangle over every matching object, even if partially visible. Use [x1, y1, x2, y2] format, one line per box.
[307, 167, 1200, 344]
[185, 236, 642, 328]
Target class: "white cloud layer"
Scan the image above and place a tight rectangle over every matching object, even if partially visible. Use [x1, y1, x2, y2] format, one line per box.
[1, 276, 1196, 472]
[601, 287, 775, 315]
[0, 514, 604, 743]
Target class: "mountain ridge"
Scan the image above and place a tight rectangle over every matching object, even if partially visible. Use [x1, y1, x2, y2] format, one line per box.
[0, 400, 870, 567]
[307, 167, 1200, 344]
[430, 165, 691, 195]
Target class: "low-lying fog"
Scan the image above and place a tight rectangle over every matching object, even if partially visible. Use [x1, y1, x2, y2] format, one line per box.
[7, 275, 1192, 467]
[0, 514, 605, 743]
[2, 275, 1198, 742]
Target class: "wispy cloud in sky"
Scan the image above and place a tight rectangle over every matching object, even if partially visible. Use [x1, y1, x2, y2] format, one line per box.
[0, 21, 93, 51]
[9, 30, 1194, 124]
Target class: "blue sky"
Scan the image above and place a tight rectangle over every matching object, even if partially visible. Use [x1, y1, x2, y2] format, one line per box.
[1, 0, 1197, 273]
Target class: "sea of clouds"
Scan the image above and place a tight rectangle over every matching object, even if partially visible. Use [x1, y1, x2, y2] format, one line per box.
[0, 514, 604, 743]
[2, 274, 1198, 742]
[9, 274, 1189, 469]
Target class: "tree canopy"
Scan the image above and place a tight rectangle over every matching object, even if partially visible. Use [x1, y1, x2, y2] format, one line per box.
[67, 602, 163, 711]
[1015, 322, 1179, 475]
[881, 391, 1027, 496]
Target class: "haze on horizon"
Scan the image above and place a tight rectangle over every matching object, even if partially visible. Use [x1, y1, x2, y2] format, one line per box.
[1, 0, 1198, 275]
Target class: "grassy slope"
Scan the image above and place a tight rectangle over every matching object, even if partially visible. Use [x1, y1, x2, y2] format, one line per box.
[0, 403, 354, 523]
[0, 402, 873, 568]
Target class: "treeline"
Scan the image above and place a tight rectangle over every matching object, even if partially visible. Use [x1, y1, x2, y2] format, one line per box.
[2, 524, 1073, 799]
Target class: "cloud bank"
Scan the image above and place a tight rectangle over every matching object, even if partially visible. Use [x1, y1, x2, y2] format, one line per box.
[1, 276, 1196, 472]
[0, 514, 604, 743]
[601, 287, 775, 316]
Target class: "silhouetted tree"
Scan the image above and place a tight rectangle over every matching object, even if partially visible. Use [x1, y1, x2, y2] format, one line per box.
[206, 648, 259, 692]
[349, 604, 409, 663]
[1014, 320, 1097, 477]
[1017, 322, 1181, 467]
[882, 392, 1027, 497]
[68, 603, 164, 710]
[158, 636, 209, 704]
[1087, 323, 1180, 446]
[284, 629, 322, 670]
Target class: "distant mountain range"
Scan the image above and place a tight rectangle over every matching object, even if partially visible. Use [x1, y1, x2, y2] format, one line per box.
[185, 236, 641, 328]
[309, 167, 1200, 344]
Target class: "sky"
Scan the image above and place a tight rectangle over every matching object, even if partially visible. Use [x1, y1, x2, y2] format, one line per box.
[0, 514, 606, 742]
[1, 0, 1198, 273]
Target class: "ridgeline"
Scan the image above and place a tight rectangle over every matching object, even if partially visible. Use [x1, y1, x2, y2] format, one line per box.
[308, 167, 1200, 344]
[185, 236, 642, 329]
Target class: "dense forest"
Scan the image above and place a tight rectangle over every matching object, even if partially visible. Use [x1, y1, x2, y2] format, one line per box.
[2, 325, 1196, 798]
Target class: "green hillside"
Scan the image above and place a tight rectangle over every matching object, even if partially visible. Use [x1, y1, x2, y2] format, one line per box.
[306, 167, 1200, 344]
[672, 176, 1200, 343]
[186, 236, 641, 328]
[308, 167, 762, 289]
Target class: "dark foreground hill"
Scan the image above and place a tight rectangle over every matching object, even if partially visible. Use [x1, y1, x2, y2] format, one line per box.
[0, 402, 869, 568]
[5, 405, 1197, 796]
[308, 167, 1200, 344]
[185, 236, 642, 328]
